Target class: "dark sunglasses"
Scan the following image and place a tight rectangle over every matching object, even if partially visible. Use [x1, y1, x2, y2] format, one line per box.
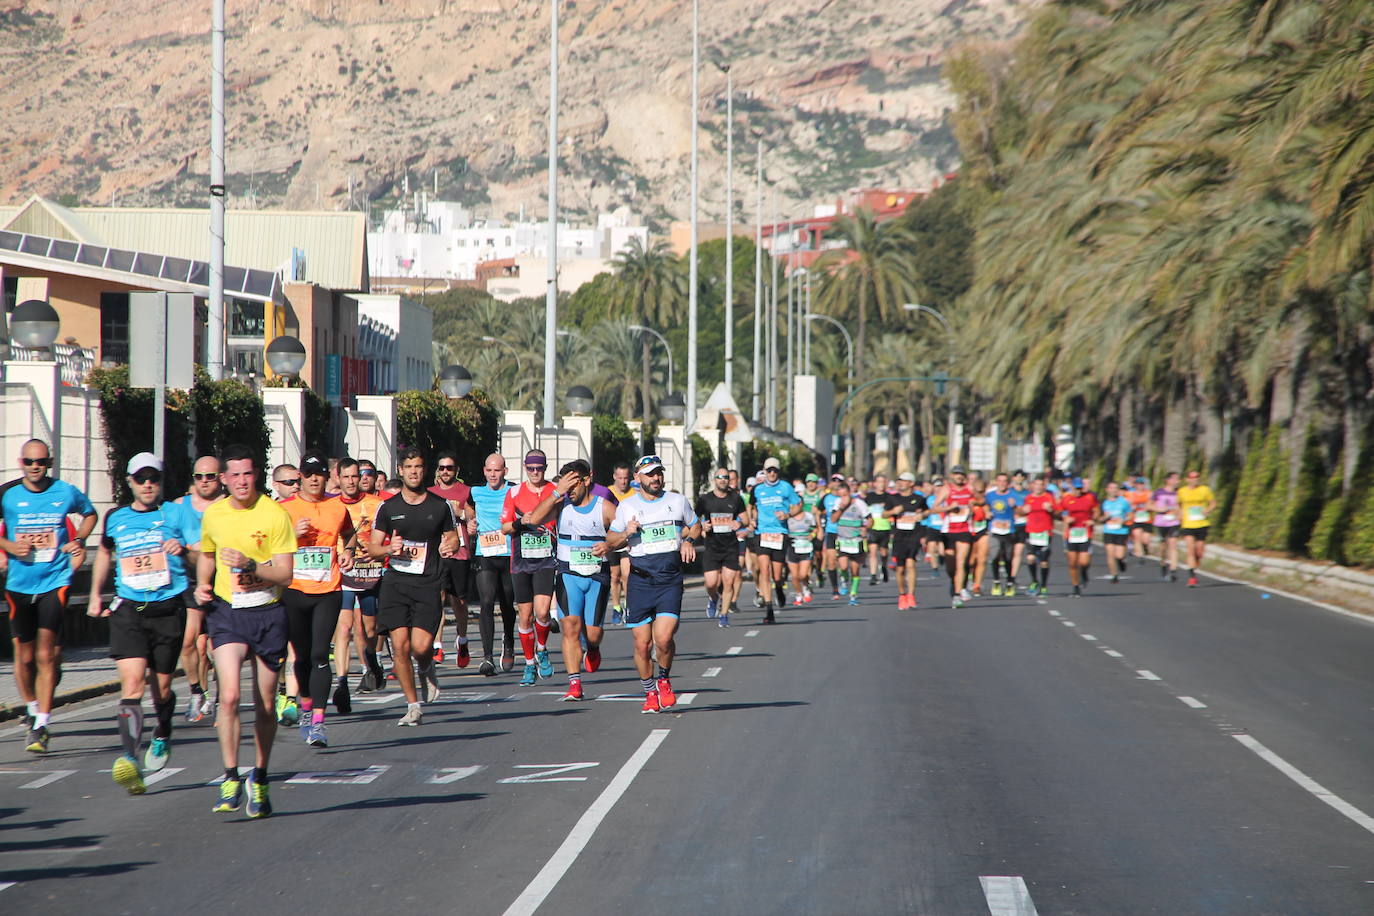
[713, 474, 729, 480]
[132, 471, 162, 485]
[526, 464, 546, 471]
[437, 464, 456, 471]
[21, 457, 51, 467]
[192, 472, 218, 481]
[275, 477, 301, 487]
[359, 469, 377, 476]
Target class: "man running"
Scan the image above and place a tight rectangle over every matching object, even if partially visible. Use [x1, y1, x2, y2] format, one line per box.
[748, 457, 802, 623]
[1060, 477, 1098, 597]
[985, 473, 1019, 597]
[1100, 481, 1133, 584]
[1018, 476, 1058, 597]
[358, 460, 381, 495]
[932, 466, 978, 608]
[87, 453, 192, 794]
[695, 467, 747, 626]
[430, 452, 473, 668]
[1151, 472, 1182, 581]
[607, 462, 634, 624]
[271, 464, 301, 502]
[503, 449, 558, 687]
[886, 473, 927, 609]
[472, 454, 517, 676]
[829, 481, 870, 605]
[280, 450, 356, 746]
[864, 474, 895, 586]
[175, 456, 221, 723]
[1177, 469, 1216, 587]
[337, 457, 386, 692]
[604, 454, 700, 714]
[195, 444, 296, 818]
[529, 460, 617, 700]
[368, 449, 458, 726]
[2, 438, 97, 753]
[818, 473, 845, 599]
[785, 491, 817, 606]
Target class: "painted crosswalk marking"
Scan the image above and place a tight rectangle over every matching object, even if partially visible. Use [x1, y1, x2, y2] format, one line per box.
[980, 875, 1039, 915]
[20, 769, 76, 789]
[143, 766, 184, 786]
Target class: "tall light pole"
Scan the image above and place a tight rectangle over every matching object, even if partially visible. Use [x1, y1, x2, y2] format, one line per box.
[785, 217, 795, 429]
[804, 313, 853, 395]
[686, 0, 700, 434]
[767, 185, 779, 428]
[208, 0, 226, 380]
[718, 61, 734, 398]
[629, 324, 674, 394]
[542, 0, 559, 428]
[905, 302, 958, 469]
[752, 138, 763, 422]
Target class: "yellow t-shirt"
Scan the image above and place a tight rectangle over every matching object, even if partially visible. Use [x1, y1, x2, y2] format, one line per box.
[609, 486, 634, 503]
[1177, 484, 1215, 529]
[200, 493, 297, 606]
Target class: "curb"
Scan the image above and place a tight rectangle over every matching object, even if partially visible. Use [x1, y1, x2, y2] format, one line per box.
[0, 678, 122, 723]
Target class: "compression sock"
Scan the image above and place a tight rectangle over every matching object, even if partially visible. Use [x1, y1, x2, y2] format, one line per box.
[534, 619, 551, 650]
[518, 627, 536, 662]
[849, 575, 860, 595]
[775, 582, 787, 606]
[154, 691, 175, 739]
[117, 699, 143, 758]
[312, 708, 325, 725]
[1040, 566, 1050, 588]
[829, 569, 839, 590]
[641, 678, 656, 695]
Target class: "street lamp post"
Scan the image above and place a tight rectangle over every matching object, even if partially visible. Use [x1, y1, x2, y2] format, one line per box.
[628, 323, 674, 394]
[208, 0, 226, 380]
[718, 61, 734, 398]
[804, 313, 853, 395]
[752, 138, 763, 422]
[904, 303, 959, 470]
[767, 186, 779, 428]
[543, 0, 559, 429]
[438, 365, 474, 398]
[686, 0, 700, 434]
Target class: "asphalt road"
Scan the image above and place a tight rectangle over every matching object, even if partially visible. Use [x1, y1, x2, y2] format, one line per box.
[3, 556, 1374, 915]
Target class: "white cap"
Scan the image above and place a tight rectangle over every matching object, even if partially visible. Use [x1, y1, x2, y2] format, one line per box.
[763, 457, 781, 471]
[898, 472, 916, 483]
[127, 452, 163, 475]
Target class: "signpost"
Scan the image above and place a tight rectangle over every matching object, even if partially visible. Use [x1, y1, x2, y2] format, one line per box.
[129, 292, 196, 462]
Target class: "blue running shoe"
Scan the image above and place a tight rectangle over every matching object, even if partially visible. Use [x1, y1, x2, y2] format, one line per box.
[536, 649, 554, 679]
[245, 773, 272, 819]
[144, 736, 170, 773]
[706, 597, 719, 618]
[306, 723, 327, 748]
[848, 595, 859, 606]
[214, 778, 242, 813]
[718, 612, 730, 628]
[520, 664, 538, 686]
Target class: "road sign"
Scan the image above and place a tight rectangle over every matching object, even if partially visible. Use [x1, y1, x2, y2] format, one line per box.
[969, 435, 996, 471]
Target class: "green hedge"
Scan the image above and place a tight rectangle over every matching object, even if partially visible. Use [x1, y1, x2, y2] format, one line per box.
[395, 387, 499, 482]
[592, 414, 637, 483]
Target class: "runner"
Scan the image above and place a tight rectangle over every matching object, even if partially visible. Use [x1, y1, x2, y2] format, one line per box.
[863, 474, 894, 586]
[430, 452, 473, 668]
[175, 456, 221, 724]
[1151, 472, 1182, 581]
[194, 444, 296, 818]
[528, 460, 618, 700]
[280, 450, 356, 747]
[1018, 476, 1058, 596]
[358, 460, 381, 495]
[366, 448, 458, 726]
[1126, 476, 1154, 563]
[828, 481, 870, 605]
[1, 438, 97, 753]
[922, 478, 945, 575]
[1009, 469, 1029, 588]
[270, 464, 301, 502]
[968, 478, 991, 596]
[471, 454, 517, 676]
[86, 453, 191, 794]
[984, 474, 1017, 596]
[502, 449, 558, 687]
[1177, 469, 1217, 588]
[931, 466, 978, 608]
[268, 462, 303, 723]
[1100, 481, 1133, 584]
[1059, 477, 1098, 598]
[607, 462, 634, 624]
[337, 457, 387, 693]
[885, 473, 927, 609]
[818, 473, 845, 599]
[747, 457, 802, 623]
[604, 454, 701, 714]
[694, 466, 747, 626]
[785, 491, 817, 606]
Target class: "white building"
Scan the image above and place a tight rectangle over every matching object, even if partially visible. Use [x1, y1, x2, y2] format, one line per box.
[368, 200, 648, 284]
[350, 293, 432, 393]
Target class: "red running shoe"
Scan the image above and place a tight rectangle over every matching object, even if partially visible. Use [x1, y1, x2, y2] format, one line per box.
[657, 677, 676, 708]
[641, 692, 661, 714]
[561, 681, 583, 701]
[457, 642, 470, 668]
[1187, 576, 1199, 588]
[433, 647, 445, 666]
[584, 645, 601, 673]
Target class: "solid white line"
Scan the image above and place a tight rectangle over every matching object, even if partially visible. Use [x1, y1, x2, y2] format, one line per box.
[1233, 734, 1374, 836]
[503, 729, 670, 916]
[702, 667, 722, 678]
[143, 766, 185, 786]
[980, 875, 1040, 916]
[745, 629, 760, 637]
[1103, 649, 1124, 658]
[592, 695, 643, 702]
[725, 646, 743, 656]
[19, 769, 76, 789]
[1137, 670, 1161, 680]
[1178, 696, 1207, 709]
[1080, 634, 1098, 641]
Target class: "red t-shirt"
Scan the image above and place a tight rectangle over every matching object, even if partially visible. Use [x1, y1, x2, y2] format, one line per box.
[943, 484, 974, 533]
[1061, 493, 1098, 529]
[430, 481, 473, 558]
[1022, 493, 1059, 533]
[501, 481, 557, 534]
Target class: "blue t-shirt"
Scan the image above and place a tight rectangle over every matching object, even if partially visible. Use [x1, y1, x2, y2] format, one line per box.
[1011, 486, 1029, 525]
[821, 493, 841, 534]
[985, 489, 1019, 524]
[752, 480, 801, 534]
[471, 482, 514, 558]
[1102, 497, 1132, 535]
[102, 501, 191, 602]
[1, 478, 95, 594]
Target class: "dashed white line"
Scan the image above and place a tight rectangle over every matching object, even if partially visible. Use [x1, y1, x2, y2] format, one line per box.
[676, 693, 697, 706]
[702, 667, 722, 678]
[1047, 610, 1062, 617]
[0, 882, 15, 893]
[503, 729, 670, 915]
[1079, 634, 1097, 641]
[725, 646, 743, 656]
[744, 629, 760, 637]
[1136, 670, 1161, 681]
[19, 769, 75, 789]
[1103, 649, 1124, 658]
[1061, 621, 1077, 628]
[980, 875, 1040, 915]
[1178, 696, 1207, 709]
[1233, 734, 1374, 837]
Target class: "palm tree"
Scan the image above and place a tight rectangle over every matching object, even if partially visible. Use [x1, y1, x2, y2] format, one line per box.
[581, 319, 668, 419]
[608, 237, 686, 430]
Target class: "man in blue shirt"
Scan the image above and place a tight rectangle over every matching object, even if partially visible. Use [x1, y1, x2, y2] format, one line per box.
[86, 452, 192, 795]
[1, 438, 97, 754]
[748, 457, 802, 623]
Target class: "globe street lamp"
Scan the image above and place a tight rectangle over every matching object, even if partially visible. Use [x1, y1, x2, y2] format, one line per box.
[659, 391, 686, 423]
[9, 299, 61, 354]
[265, 335, 306, 378]
[439, 364, 474, 399]
[564, 384, 595, 415]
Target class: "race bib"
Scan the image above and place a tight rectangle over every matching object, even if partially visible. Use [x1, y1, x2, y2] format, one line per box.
[477, 529, 509, 557]
[569, 546, 601, 577]
[1068, 526, 1089, 544]
[119, 547, 170, 591]
[17, 526, 58, 563]
[1107, 516, 1124, 529]
[947, 508, 969, 523]
[391, 539, 428, 575]
[1028, 531, 1050, 547]
[294, 546, 333, 582]
[350, 546, 384, 581]
[897, 513, 920, 531]
[710, 513, 734, 534]
[1160, 513, 1177, 525]
[760, 532, 784, 550]
[791, 537, 813, 554]
[1186, 506, 1206, 522]
[1134, 510, 1152, 523]
[519, 530, 553, 559]
[971, 519, 988, 534]
[639, 522, 679, 555]
[230, 567, 275, 608]
[991, 520, 1012, 536]
[838, 537, 862, 555]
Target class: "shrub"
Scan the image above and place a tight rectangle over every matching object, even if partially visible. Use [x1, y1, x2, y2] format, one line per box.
[592, 413, 636, 483]
[395, 387, 499, 482]
[88, 365, 194, 504]
[689, 433, 714, 491]
[1284, 429, 1327, 555]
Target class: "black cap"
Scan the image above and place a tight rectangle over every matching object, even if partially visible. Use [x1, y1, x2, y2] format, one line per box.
[300, 450, 329, 478]
[950, 465, 967, 475]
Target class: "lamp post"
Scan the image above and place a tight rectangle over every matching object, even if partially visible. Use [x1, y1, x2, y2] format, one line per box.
[752, 137, 764, 422]
[686, 0, 700, 434]
[716, 60, 734, 398]
[438, 364, 474, 399]
[9, 299, 61, 353]
[628, 323, 674, 394]
[767, 186, 779, 428]
[659, 391, 686, 423]
[265, 335, 306, 378]
[209, 0, 226, 381]
[804, 313, 853, 395]
[903, 303, 959, 471]
[543, 0, 560, 429]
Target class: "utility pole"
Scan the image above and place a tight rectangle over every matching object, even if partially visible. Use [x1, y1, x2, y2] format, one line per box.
[686, 0, 700, 433]
[208, 0, 226, 380]
[543, 0, 559, 427]
[722, 63, 734, 398]
[752, 139, 763, 422]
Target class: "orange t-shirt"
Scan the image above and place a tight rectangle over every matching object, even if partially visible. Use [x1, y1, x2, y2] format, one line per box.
[339, 492, 386, 591]
[282, 495, 355, 594]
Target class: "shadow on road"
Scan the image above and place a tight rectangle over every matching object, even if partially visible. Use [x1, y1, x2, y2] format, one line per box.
[0, 833, 103, 853]
[262, 792, 485, 818]
[0, 861, 153, 883]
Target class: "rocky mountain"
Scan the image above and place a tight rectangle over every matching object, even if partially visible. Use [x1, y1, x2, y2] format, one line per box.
[0, 0, 1038, 228]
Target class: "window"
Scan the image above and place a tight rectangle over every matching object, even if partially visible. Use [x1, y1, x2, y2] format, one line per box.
[99, 291, 130, 365]
[2, 276, 16, 316]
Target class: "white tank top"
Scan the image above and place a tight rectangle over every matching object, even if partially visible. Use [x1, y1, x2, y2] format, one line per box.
[556, 496, 608, 576]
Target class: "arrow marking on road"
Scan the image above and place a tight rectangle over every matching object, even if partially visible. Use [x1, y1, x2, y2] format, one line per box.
[499, 763, 598, 784]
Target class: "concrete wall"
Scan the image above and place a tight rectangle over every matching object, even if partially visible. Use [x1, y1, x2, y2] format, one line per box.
[351, 293, 433, 393]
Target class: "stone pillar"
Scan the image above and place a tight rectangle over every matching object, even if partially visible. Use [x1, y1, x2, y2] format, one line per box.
[2, 360, 63, 474]
[262, 386, 305, 469]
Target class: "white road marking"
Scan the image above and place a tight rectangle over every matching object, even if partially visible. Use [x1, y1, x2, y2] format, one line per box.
[1080, 634, 1097, 641]
[1178, 696, 1207, 709]
[428, 765, 485, 784]
[355, 693, 404, 705]
[287, 765, 390, 785]
[499, 762, 598, 784]
[1137, 670, 1161, 680]
[745, 630, 760, 637]
[1233, 734, 1374, 836]
[0, 882, 14, 893]
[593, 695, 644, 702]
[725, 646, 743, 655]
[503, 729, 669, 916]
[143, 766, 185, 786]
[702, 667, 722, 678]
[1061, 621, 1077, 628]
[675, 693, 697, 706]
[1103, 649, 1124, 658]
[20, 769, 76, 789]
[980, 875, 1040, 915]
[450, 691, 499, 703]
[1047, 610, 1061, 617]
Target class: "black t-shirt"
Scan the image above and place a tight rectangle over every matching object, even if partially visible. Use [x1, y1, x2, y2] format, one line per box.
[373, 490, 454, 587]
[694, 491, 747, 546]
[889, 493, 928, 538]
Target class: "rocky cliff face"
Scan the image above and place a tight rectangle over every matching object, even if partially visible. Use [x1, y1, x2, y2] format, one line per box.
[1, 0, 1037, 226]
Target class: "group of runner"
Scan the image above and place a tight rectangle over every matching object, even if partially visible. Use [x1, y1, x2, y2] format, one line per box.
[2, 436, 1216, 817]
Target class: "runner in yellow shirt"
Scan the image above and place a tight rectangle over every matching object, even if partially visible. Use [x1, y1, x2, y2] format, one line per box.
[1177, 470, 1216, 589]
